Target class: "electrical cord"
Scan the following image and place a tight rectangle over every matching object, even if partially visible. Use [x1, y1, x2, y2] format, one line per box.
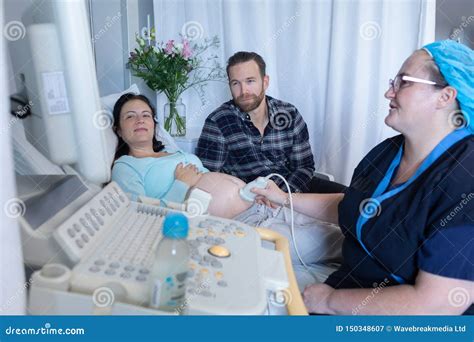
[264, 173, 318, 281]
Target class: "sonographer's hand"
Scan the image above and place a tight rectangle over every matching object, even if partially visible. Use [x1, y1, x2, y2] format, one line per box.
[175, 163, 202, 187]
[303, 283, 334, 314]
[251, 179, 286, 208]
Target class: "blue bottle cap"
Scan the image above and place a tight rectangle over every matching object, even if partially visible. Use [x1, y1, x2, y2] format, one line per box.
[162, 213, 189, 239]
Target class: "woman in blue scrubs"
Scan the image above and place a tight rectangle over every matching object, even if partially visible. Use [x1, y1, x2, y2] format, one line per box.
[252, 40, 473, 314]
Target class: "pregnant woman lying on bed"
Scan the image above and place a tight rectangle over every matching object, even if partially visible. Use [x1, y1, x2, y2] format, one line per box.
[110, 93, 253, 218]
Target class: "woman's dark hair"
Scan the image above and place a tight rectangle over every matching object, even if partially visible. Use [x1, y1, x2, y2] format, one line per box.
[112, 93, 165, 162]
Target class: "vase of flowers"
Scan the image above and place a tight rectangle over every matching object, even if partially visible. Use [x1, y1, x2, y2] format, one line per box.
[128, 27, 225, 136]
[164, 97, 186, 136]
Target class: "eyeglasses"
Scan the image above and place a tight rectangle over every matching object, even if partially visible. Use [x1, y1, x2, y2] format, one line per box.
[388, 75, 444, 93]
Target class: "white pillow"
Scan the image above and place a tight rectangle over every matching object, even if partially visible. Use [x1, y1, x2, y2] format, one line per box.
[100, 83, 140, 114]
[156, 125, 181, 153]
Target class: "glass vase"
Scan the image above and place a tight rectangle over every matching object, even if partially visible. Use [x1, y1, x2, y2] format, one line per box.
[163, 97, 186, 137]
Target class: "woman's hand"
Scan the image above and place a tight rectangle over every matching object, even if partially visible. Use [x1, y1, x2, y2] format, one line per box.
[175, 163, 202, 187]
[303, 283, 335, 314]
[250, 179, 287, 208]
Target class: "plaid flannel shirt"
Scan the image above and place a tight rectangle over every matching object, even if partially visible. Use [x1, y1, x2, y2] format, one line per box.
[196, 96, 315, 192]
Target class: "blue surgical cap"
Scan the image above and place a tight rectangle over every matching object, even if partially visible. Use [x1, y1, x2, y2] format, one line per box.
[423, 40, 474, 133]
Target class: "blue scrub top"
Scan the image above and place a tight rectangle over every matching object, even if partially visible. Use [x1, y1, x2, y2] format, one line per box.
[325, 134, 473, 314]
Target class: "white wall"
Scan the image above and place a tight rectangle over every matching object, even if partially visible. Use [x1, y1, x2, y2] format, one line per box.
[125, 0, 156, 104]
[90, 0, 155, 102]
[5, 0, 155, 100]
[4, 0, 31, 94]
[90, 0, 127, 96]
[436, 0, 473, 48]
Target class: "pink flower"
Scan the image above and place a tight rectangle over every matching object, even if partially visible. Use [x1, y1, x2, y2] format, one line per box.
[182, 39, 192, 59]
[165, 40, 174, 54]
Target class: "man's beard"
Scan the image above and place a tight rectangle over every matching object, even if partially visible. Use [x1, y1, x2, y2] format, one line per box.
[234, 88, 265, 113]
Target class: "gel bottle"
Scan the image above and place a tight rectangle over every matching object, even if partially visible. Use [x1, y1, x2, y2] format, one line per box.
[150, 213, 190, 313]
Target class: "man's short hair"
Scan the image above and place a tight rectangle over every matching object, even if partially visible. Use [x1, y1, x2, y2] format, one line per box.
[226, 51, 266, 78]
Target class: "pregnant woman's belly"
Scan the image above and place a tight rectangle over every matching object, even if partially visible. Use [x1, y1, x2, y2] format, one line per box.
[193, 172, 253, 219]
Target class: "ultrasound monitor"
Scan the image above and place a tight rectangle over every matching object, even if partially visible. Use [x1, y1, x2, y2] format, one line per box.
[20, 0, 110, 184]
[17, 174, 99, 268]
